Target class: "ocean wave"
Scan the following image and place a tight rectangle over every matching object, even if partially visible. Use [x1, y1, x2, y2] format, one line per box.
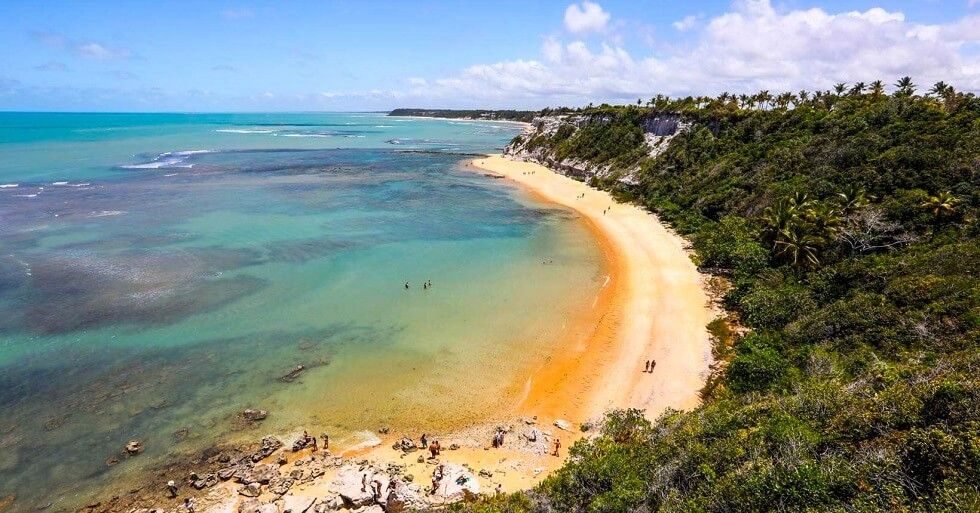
[277, 133, 331, 138]
[0, 183, 18, 188]
[90, 210, 125, 217]
[215, 129, 275, 134]
[122, 150, 211, 169]
[52, 181, 68, 185]
[13, 194, 38, 198]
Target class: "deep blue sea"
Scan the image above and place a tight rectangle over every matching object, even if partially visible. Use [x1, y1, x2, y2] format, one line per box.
[0, 113, 603, 511]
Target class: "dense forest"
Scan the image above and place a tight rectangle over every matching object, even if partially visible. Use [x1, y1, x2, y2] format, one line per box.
[457, 79, 979, 512]
[387, 108, 537, 122]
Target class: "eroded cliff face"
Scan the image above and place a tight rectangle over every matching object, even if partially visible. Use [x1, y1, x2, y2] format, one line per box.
[504, 113, 691, 185]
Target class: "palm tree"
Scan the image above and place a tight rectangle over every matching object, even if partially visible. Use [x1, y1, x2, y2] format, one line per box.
[833, 83, 847, 95]
[929, 81, 949, 97]
[921, 191, 960, 220]
[849, 82, 866, 96]
[836, 186, 872, 217]
[774, 224, 824, 268]
[895, 76, 916, 96]
[870, 80, 885, 100]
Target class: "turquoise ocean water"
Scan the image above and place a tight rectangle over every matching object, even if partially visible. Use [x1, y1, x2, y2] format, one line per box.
[0, 113, 603, 511]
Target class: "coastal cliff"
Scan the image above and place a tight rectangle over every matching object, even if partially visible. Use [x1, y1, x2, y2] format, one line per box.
[504, 112, 691, 185]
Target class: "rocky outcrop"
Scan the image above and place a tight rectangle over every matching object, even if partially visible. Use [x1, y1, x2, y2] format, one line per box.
[505, 113, 692, 186]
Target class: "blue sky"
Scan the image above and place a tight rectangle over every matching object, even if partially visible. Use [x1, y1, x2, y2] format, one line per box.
[1, 1, 979, 111]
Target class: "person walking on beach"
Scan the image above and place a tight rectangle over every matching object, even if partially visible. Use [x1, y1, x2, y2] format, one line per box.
[166, 480, 178, 498]
[431, 464, 445, 495]
[428, 440, 441, 459]
[321, 433, 329, 450]
[183, 498, 195, 513]
[552, 437, 561, 457]
[361, 473, 368, 492]
[311, 435, 318, 452]
[650, 359, 657, 372]
[420, 433, 428, 449]
[644, 360, 650, 373]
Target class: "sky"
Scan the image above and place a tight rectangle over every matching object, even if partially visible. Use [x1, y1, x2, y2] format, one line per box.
[1, 0, 980, 111]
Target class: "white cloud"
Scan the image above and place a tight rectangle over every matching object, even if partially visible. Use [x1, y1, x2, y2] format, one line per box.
[564, 1, 610, 34]
[400, 0, 980, 107]
[75, 42, 132, 60]
[32, 32, 133, 60]
[673, 15, 698, 31]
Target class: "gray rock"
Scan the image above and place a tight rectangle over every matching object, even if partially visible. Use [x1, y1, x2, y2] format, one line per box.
[238, 483, 262, 497]
[431, 463, 479, 501]
[242, 409, 268, 422]
[331, 465, 377, 509]
[239, 464, 280, 485]
[192, 473, 218, 489]
[281, 496, 316, 513]
[253, 436, 284, 462]
[124, 439, 144, 455]
[268, 476, 294, 496]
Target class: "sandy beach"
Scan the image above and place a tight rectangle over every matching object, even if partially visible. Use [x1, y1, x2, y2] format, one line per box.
[470, 155, 713, 420]
[86, 153, 716, 513]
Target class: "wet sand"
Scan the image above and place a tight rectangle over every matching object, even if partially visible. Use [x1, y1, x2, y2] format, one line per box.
[471, 155, 713, 421]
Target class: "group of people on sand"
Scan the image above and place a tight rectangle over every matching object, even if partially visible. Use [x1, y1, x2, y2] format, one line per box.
[404, 280, 433, 290]
[643, 359, 657, 373]
[521, 170, 536, 175]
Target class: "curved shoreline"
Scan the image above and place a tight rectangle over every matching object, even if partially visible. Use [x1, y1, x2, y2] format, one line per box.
[471, 155, 713, 420]
[70, 154, 716, 513]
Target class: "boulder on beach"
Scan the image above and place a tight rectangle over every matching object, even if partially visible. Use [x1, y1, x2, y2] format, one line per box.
[281, 495, 316, 513]
[432, 463, 479, 501]
[331, 465, 378, 509]
[239, 464, 280, 485]
[252, 436, 283, 462]
[238, 483, 261, 497]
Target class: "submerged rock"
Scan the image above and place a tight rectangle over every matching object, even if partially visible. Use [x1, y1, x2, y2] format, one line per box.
[279, 365, 305, 383]
[125, 440, 144, 455]
[242, 409, 268, 422]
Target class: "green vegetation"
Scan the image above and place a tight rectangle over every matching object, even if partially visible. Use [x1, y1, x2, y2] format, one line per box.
[458, 80, 980, 511]
[387, 108, 536, 122]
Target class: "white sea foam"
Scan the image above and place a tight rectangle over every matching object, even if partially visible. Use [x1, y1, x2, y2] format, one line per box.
[122, 149, 211, 169]
[52, 181, 69, 185]
[14, 194, 38, 198]
[90, 210, 125, 217]
[373, 125, 394, 128]
[0, 183, 18, 188]
[277, 133, 331, 138]
[68, 182, 91, 187]
[215, 129, 275, 134]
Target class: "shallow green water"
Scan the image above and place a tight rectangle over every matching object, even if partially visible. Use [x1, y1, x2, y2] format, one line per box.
[0, 113, 603, 511]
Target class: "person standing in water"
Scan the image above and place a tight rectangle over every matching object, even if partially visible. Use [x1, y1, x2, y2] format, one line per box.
[404, 281, 409, 290]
